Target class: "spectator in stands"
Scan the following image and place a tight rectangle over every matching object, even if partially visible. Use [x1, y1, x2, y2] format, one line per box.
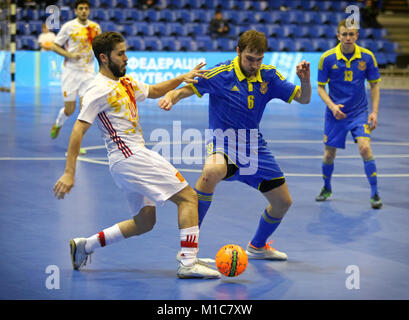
[209, 10, 230, 38]
[38, 22, 56, 51]
[361, 0, 382, 28]
[140, 0, 159, 10]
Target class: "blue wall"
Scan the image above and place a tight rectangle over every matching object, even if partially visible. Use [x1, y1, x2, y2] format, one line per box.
[13, 51, 321, 88]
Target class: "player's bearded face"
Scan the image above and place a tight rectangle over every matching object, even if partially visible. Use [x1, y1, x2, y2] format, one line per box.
[238, 48, 264, 78]
[108, 43, 128, 78]
[75, 4, 90, 22]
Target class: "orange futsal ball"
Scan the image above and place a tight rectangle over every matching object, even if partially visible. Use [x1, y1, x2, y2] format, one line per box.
[215, 244, 248, 277]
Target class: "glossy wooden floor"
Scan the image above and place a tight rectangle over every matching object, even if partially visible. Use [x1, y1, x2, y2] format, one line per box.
[1, 87, 408, 300]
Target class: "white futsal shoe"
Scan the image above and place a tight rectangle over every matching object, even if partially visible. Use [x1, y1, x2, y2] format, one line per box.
[177, 261, 221, 279]
[176, 250, 216, 266]
[246, 241, 288, 260]
[70, 238, 92, 270]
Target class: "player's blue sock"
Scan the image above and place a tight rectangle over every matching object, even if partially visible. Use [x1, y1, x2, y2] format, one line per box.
[364, 157, 378, 197]
[250, 209, 282, 248]
[194, 188, 213, 228]
[322, 162, 334, 191]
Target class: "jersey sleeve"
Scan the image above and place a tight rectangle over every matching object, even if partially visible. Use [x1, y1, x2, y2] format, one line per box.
[266, 68, 299, 103]
[317, 54, 330, 86]
[54, 23, 69, 47]
[189, 63, 226, 97]
[78, 88, 109, 124]
[366, 53, 381, 83]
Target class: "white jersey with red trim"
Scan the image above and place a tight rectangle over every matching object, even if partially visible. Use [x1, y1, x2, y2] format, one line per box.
[54, 18, 101, 73]
[79, 72, 150, 164]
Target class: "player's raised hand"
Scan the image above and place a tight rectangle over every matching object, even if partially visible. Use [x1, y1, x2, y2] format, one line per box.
[53, 173, 74, 200]
[296, 60, 310, 81]
[158, 91, 175, 111]
[368, 112, 378, 130]
[180, 62, 208, 83]
[331, 104, 347, 120]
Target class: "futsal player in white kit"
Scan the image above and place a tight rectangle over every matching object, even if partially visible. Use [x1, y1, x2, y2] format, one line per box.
[53, 31, 220, 279]
[50, 0, 101, 155]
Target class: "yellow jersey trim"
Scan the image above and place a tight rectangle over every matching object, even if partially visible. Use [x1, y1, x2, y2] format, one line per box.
[287, 85, 300, 103]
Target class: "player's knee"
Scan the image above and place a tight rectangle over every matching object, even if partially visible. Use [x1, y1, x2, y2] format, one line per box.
[173, 185, 198, 207]
[64, 104, 75, 116]
[133, 206, 156, 234]
[359, 144, 372, 159]
[201, 165, 226, 185]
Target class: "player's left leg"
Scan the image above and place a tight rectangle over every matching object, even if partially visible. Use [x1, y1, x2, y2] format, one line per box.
[246, 181, 291, 260]
[357, 137, 382, 209]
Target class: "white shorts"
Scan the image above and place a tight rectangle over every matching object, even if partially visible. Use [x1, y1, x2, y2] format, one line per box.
[61, 67, 95, 102]
[109, 147, 189, 215]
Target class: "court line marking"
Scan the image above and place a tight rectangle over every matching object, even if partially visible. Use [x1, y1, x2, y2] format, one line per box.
[82, 140, 409, 150]
[1, 157, 408, 178]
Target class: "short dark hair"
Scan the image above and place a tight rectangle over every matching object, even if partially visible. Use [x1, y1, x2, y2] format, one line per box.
[74, 0, 91, 9]
[237, 30, 268, 54]
[92, 32, 125, 65]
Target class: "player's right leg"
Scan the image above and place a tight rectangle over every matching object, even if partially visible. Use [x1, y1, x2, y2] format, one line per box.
[194, 152, 228, 227]
[50, 101, 76, 139]
[316, 145, 337, 201]
[168, 186, 220, 279]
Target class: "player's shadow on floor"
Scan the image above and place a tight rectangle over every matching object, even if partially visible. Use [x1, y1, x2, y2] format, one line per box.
[306, 201, 381, 244]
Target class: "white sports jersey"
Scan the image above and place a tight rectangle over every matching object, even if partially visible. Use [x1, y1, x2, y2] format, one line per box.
[54, 19, 101, 72]
[79, 73, 150, 164]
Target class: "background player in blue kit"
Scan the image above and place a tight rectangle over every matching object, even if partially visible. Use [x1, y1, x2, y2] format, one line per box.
[316, 19, 382, 209]
[159, 30, 311, 261]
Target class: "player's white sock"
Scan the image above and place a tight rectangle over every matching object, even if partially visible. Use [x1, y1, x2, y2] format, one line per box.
[179, 226, 199, 266]
[55, 107, 68, 127]
[84, 224, 125, 253]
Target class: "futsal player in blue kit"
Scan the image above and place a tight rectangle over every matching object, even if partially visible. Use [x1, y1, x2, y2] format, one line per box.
[316, 20, 382, 209]
[159, 30, 311, 260]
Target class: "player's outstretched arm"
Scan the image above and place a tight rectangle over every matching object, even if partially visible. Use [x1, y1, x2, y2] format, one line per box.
[50, 43, 81, 60]
[317, 85, 346, 120]
[53, 120, 91, 200]
[158, 85, 195, 111]
[293, 60, 311, 104]
[148, 62, 207, 99]
[368, 81, 380, 130]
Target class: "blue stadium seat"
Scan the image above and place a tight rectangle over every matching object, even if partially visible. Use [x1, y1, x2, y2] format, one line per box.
[186, 0, 206, 9]
[196, 35, 217, 51]
[252, 24, 274, 38]
[269, 25, 286, 38]
[133, 22, 155, 37]
[99, 21, 115, 32]
[324, 25, 338, 39]
[374, 52, 387, 66]
[21, 36, 38, 50]
[28, 21, 44, 35]
[331, 1, 350, 12]
[300, 0, 317, 11]
[312, 38, 332, 52]
[252, 1, 268, 11]
[15, 37, 23, 50]
[285, 0, 303, 10]
[234, 1, 252, 10]
[372, 28, 388, 39]
[259, 11, 284, 24]
[386, 53, 397, 64]
[151, 22, 171, 37]
[314, 1, 333, 11]
[293, 26, 311, 38]
[267, 0, 285, 10]
[202, 0, 220, 10]
[121, 23, 138, 36]
[235, 11, 251, 25]
[127, 37, 145, 51]
[110, 9, 127, 22]
[217, 39, 236, 51]
[26, 9, 42, 21]
[282, 25, 298, 38]
[60, 8, 74, 21]
[174, 9, 195, 23]
[161, 36, 180, 51]
[91, 8, 110, 21]
[169, 23, 190, 37]
[16, 22, 28, 36]
[125, 9, 144, 22]
[159, 9, 177, 22]
[191, 23, 208, 37]
[277, 38, 296, 52]
[359, 39, 377, 52]
[295, 38, 315, 52]
[178, 37, 198, 51]
[143, 36, 163, 51]
[267, 38, 279, 51]
[309, 25, 329, 38]
[281, 10, 305, 25]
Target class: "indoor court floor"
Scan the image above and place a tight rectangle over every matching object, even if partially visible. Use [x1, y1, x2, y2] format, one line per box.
[1, 86, 408, 300]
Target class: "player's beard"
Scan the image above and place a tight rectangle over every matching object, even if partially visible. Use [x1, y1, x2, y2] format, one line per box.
[108, 59, 126, 78]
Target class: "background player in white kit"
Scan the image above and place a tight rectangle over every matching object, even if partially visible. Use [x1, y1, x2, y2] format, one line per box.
[53, 31, 220, 279]
[50, 0, 101, 155]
